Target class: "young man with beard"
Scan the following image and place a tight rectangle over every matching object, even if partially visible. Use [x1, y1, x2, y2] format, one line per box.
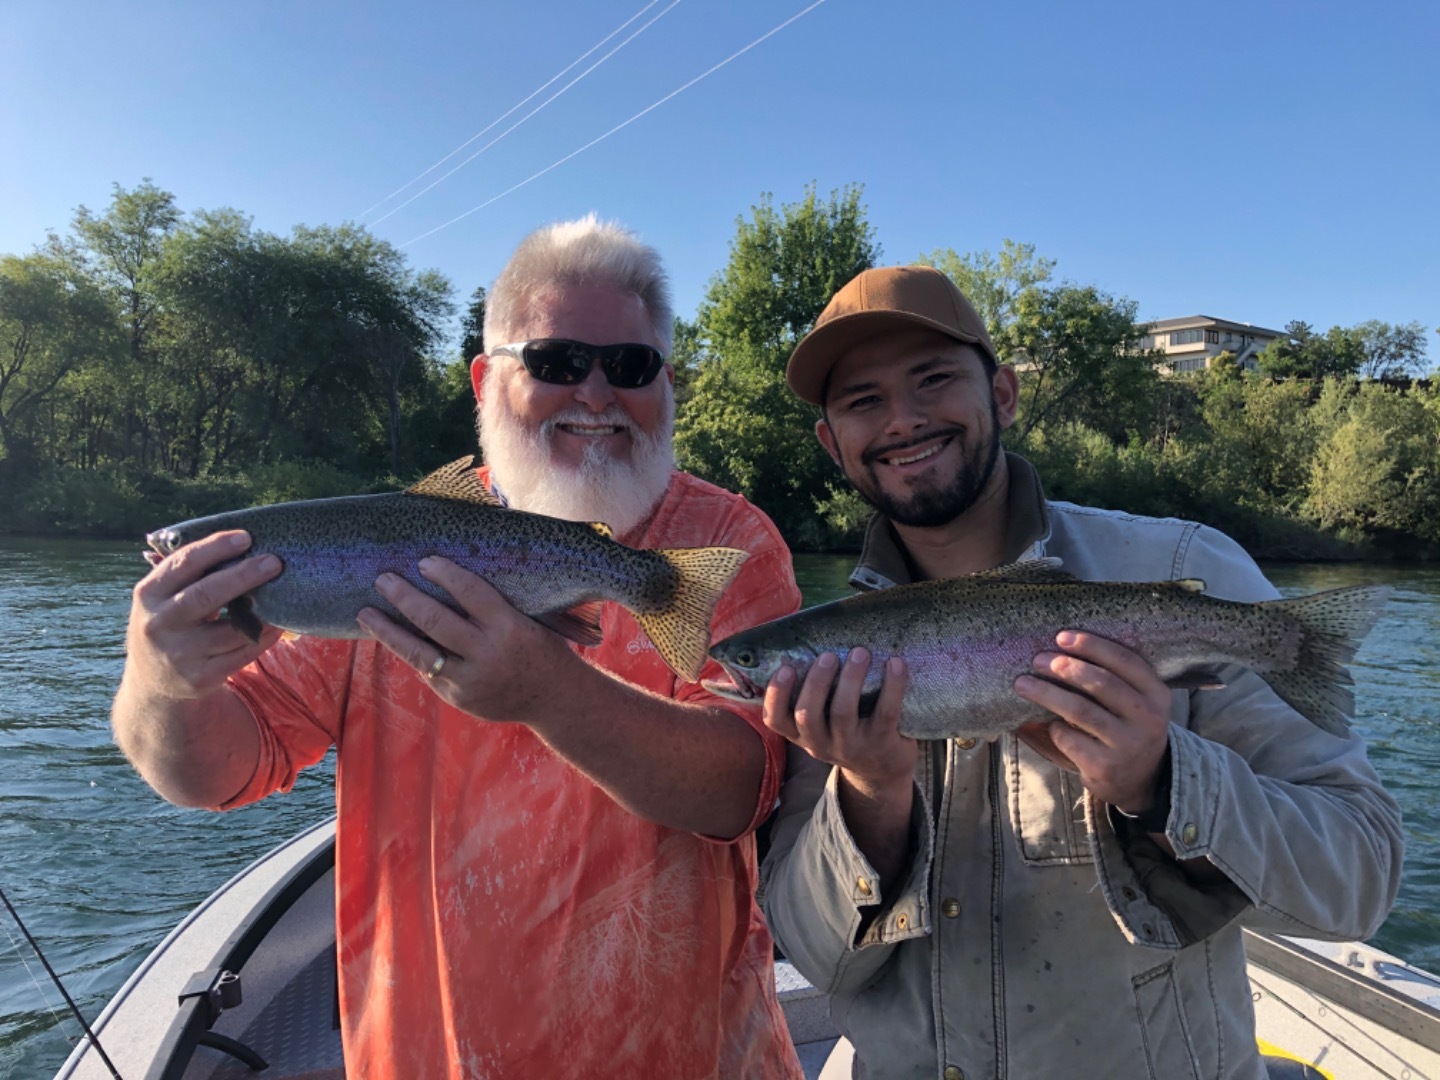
[112, 217, 805, 1078]
[756, 265, 1402, 1079]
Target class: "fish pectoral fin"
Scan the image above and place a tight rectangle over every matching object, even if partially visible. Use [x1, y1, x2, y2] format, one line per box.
[1165, 666, 1228, 691]
[856, 686, 882, 719]
[535, 602, 605, 648]
[970, 558, 1077, 585]
[226, 595, 265, 644]
[404, 456, 500, 505]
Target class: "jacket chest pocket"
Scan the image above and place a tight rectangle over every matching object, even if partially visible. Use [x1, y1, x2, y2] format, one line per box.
[1007, 736, 1093, 866]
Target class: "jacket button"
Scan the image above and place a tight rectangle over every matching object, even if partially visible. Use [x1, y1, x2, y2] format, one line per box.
[857, 878, 872, 896]
[1182, 823, 1198, 845]
[944, 1068, 965, 1080]
[954, 737, 977, 749]
[942, 899, 961, 918]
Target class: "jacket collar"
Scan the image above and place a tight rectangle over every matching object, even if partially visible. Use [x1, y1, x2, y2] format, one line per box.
[850, 451, 1051, 591]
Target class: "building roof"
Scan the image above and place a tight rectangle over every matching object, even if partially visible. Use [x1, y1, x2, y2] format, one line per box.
[1146, 315, 1284, 336]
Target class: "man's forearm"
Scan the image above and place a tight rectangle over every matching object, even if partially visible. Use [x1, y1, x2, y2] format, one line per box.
[525, 664, 766, 840]
[836, 771, 914, 898]
[112, 675, 261, 809]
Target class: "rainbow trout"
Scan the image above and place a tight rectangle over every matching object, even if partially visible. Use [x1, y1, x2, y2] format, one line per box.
[145, 457, 747, 682]
[705, 559, 1390, 737]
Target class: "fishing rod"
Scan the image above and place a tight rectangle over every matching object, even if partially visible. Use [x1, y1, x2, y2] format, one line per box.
[0, 882, 124, 1080]
[1250, 973, 1416, 1080]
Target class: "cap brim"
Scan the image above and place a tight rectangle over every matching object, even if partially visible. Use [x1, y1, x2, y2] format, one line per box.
[786, 310, 989, 405]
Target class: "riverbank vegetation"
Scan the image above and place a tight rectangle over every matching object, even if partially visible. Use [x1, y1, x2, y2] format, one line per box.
[1, 181, 1434, 557]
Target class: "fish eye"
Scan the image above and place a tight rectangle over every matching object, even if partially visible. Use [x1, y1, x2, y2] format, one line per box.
[735, 649, 756, 667]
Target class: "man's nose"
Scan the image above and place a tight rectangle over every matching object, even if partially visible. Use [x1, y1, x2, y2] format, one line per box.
[883, 391, 928, 436]
[571, 363, 617, 410]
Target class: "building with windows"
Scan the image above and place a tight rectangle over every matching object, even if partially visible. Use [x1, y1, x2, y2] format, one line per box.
[1139, 316, 1284, 374]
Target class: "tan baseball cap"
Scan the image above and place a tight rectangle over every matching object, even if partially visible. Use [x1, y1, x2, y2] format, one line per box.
[786, 265, 1000, 405]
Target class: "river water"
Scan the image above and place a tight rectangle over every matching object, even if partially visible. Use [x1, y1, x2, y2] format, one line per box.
[1, 540, 1437, 1077]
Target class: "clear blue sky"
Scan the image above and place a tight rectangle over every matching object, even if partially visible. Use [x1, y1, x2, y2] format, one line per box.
[3, 0, 1436, 347]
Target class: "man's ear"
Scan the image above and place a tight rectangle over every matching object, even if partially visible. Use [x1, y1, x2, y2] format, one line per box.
[992, 365, 1020, 431]
[815, 417, 842, 467]
[470, 355, 489, 405]
[665, 363, 675, 386]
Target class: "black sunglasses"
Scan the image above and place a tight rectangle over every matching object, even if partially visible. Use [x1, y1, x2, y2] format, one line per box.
[491, 338, 667, 389]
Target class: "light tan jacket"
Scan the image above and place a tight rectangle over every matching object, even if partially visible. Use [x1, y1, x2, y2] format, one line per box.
[761, 455, 1403, 1079]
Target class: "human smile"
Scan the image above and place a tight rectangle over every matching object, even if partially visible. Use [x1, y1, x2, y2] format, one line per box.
[557, 422, 627, 437]
[869, 430, 960, 471]
[884, 441, 946, 466]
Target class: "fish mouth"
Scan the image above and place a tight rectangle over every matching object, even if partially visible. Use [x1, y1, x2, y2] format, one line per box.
[701, 671, 762, 702]
[146, 528, 179, 555]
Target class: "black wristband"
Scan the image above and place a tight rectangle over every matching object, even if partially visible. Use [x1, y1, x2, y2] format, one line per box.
[1115, 744, 1173, 834]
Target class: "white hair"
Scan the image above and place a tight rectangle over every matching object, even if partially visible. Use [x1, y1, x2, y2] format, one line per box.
[484, 214, 673, 353]
[478, 363, 676, 536]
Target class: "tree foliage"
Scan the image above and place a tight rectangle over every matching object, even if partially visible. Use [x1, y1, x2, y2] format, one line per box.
[675, 183, 879, 548]
[0, 181, 464, 531]
[2, 178, 1436, 558]
[1001, 284, 1160, 444]
[916, 240, 1055, 342]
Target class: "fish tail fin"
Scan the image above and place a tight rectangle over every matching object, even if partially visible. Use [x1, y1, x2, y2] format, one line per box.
[635, 547, 749, 682]
[1257, 585, 1392, 735]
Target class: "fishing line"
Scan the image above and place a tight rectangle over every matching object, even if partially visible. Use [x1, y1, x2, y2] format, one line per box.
[1250, 973, 1420, 1080]
[399, 0, 829, 250]
[2, 916, 77, 1044]
[357, 0, 673, 220]
[367, 0, 684, 228]
[0, 883, 124, 1080]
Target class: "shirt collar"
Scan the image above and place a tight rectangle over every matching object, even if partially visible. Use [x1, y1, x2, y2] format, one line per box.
[850, 451, 1050, 590]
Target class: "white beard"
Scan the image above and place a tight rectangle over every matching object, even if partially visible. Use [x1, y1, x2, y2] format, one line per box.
[478, 373, 675, 538]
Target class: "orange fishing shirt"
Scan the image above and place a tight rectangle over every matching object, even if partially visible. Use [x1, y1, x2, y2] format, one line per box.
[223, 470, 804, 1079]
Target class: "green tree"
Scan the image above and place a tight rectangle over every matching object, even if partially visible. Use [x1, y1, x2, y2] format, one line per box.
[1354, 320, 1429, 380]
[675, 184, 879, 547]
[69, 180, 181, 467]
[0, 253, 120, 463]
[1257, 320, 1364, 379]
[1000, 284, 1160, 444]
[458, 286, 486, 361]
[1306, 380, 1440, 544]
[916, 239, 1055, 342]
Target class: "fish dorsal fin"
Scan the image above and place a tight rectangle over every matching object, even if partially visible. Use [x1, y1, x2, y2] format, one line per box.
[1171, 578, 1207, 593]
[404, 456, 499, 505]
[590, 522, 614, 539]
[969, 558, 1077, 585]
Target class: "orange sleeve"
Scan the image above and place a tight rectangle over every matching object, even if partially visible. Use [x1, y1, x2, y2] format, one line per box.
[219, 636, 354, 810]
[675, 528, 801, 840]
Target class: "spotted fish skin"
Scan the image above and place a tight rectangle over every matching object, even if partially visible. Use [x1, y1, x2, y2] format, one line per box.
[145, 457, 747, 682]
[705, 559, 1390, 738]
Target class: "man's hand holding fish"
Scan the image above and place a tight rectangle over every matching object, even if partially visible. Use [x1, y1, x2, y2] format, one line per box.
[766, 647, 914, 897]
[1012, 629, 1174, 817]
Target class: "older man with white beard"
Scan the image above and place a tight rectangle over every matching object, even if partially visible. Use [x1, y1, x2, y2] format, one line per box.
[111, 216, 806, 1079]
